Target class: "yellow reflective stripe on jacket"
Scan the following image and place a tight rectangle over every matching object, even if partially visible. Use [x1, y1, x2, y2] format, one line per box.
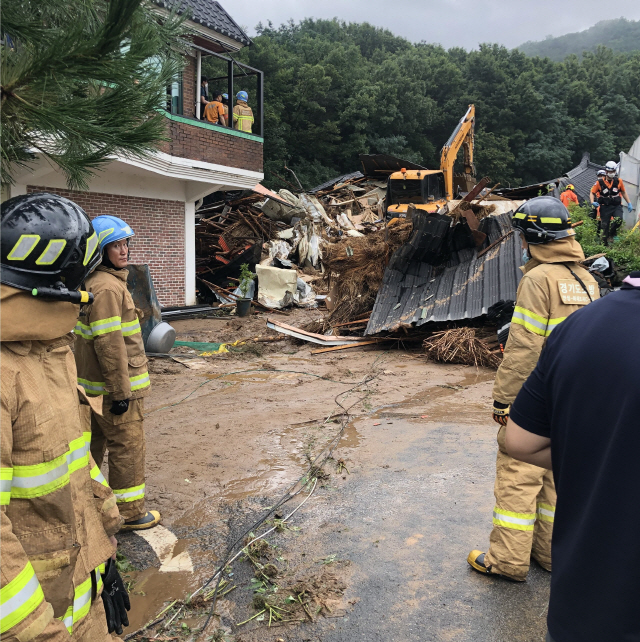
[235, 114, 254, 122]
[74, 321, 93, 340]
[10, 437, 89, 500]
[0, 561, 45, 634]
[60, 605, 73, 633]
[546, 317, 567, 333]
[79, 373, 149, 395]
[121, 319, 141, 336]
[77, 377, 107, 396]
[89, 316, 122, 337]
[130, 372, 150, 391]
[113, 483, 145, 503]
[0, 467, 12, 506]
[492, 506, 536, 531]
[537, 502, 555, 523]
[90, 464, 109, 487]
[512, 306, 567, 337]
[57, 575, 93, 633]
[511, 306, 548, 336]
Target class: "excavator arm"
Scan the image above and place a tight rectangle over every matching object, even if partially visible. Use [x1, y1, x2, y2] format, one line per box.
[440, 104, 475, 201]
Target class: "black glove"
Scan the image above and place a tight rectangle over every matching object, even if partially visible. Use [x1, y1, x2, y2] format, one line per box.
[101, 558, 130, 635]
[492, 401, 510, 426]
[109, 399, 130, 416]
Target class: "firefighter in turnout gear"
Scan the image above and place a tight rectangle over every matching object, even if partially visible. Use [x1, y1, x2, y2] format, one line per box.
[590, 160, 633, 244]
[1, 193, 129, 640]
[468, 196, 599, 581]
[74, 215, 160, 532]
[233, 90, 254, 133]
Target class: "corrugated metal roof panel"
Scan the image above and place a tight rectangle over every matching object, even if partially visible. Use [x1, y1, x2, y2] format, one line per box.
[308, 171, 364, 194]
[366, 211, 523, 334]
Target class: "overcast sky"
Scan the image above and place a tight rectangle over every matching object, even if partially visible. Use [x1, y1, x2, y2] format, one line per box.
[227, 0, 640, 50]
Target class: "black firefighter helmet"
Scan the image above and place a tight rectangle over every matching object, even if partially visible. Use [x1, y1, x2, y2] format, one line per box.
[512, 195, 575, 244]
[1, 192, 101, 301]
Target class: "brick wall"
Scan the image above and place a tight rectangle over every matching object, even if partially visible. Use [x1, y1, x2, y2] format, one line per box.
[159, 119, 263, 172]
[183, 55, 196, 118]
[27, 186, 186, 307]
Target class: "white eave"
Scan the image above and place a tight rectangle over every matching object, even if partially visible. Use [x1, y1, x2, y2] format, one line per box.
[116, 149, 262, 193]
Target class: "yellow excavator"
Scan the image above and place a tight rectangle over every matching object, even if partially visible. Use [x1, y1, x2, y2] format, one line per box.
[385, 105, 476, 216]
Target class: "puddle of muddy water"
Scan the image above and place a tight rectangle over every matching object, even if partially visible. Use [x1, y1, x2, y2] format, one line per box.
[339, 421, 362, 448]
[124, 567, 200, 631]
[368, 369, 494, 424]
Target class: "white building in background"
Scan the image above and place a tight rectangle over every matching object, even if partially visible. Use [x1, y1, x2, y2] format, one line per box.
[620, 135, 640, 228]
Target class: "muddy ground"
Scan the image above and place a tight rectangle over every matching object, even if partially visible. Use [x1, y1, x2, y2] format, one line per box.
[114, 308, 550, 642]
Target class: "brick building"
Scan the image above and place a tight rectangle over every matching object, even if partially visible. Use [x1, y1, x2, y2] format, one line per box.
[7, 0, 263, 306]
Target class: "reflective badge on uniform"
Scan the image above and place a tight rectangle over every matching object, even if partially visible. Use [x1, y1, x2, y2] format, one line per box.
[557, 280, 596, 305]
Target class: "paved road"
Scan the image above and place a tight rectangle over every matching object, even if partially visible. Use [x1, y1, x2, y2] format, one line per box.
[305, 413, 551, 642]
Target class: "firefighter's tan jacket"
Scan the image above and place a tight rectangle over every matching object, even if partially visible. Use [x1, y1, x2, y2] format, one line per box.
[0, 285, 123, 641]
[493, 237, 598, 405]
[74, 266, 150, 401]
[233, 100, 254, 133]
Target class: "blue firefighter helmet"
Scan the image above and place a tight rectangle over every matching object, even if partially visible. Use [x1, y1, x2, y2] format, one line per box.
[91, 215, 135, 249]
[222, 93, 228, 100]
[236, 90, 248, 102]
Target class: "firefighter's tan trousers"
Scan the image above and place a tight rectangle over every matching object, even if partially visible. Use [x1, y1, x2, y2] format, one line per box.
[90, 398, 146, 522]
[484, 426, 556, 581]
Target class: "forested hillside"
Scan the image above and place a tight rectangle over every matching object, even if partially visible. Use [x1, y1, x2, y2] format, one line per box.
[224, 20, 640, 190]
[518, 18, 640, 61]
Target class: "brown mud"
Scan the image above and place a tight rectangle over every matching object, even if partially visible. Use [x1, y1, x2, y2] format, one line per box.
[111, 310, 548, 641]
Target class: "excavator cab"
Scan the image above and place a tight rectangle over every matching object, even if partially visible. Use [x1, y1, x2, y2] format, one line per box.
[385, 105, 476, 218]
[386, 169, 446, 216]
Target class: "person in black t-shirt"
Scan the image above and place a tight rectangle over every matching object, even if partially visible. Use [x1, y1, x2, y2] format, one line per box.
[505, 272, 640, 642]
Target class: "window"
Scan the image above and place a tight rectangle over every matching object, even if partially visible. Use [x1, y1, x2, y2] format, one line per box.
[167, 75, 183, 115]
[388, 179, 423, 205]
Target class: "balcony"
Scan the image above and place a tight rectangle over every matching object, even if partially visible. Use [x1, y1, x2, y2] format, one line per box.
[160, 43, 264, 174]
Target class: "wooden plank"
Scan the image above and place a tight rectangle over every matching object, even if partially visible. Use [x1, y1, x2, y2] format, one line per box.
[311, 340, 384, 354]
[267, 318, 374, 342]
[330, 318, 371, 328]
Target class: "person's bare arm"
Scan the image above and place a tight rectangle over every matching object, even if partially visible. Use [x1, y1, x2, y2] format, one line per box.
[505, 417, 552, 469]
[620, 187, 630, 204]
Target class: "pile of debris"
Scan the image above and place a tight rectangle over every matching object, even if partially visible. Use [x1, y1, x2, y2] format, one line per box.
[194, 170, 392, 311]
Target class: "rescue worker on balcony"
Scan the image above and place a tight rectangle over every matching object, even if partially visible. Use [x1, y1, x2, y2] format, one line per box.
[1, 193, 131, 640]
[233, 90, 254, 133]
[204, 90, 227, 126]
[468, 196, 599, 582]
[559, 184, 579, 208]
[222, 93, 229, 124]
[590, 160, 633, 245]
[74, 215, 160, 532]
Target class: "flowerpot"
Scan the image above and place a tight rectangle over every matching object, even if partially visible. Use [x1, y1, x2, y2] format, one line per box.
[236, 298, 252, 317]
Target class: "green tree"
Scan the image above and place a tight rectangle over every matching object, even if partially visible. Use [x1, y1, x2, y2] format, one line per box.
[232, 18, 640, 191]
[1, 0, 186, 189]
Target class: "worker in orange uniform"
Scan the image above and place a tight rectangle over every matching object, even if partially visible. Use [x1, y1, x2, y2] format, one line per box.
[233, 90, 254, 133]
[560, 184, 579, 208]
[74, 215, 160, 532]
[222, 93, 229, 123]
[468, 196, 598, 582]
[590, 161, 634, 245]
[204, 90, 227, 126]
[1, 193, 131, 640]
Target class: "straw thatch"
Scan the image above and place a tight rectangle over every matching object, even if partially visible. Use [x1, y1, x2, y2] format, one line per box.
[321, 219, 414, 325]
[423, 328, 502, 369]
